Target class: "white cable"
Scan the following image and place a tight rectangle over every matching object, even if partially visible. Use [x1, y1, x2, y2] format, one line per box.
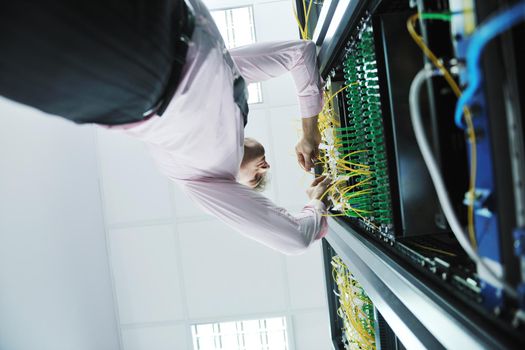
[409, 68, 517, 299]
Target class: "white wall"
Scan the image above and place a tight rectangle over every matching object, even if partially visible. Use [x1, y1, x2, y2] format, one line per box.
[0, 1, 332, 349]
[0, 100, 121, 350]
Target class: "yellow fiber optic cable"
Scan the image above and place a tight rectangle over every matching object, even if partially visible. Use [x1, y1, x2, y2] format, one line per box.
[345, 207, 373, 214]
[407, 13, 477, 249]
[304, 0, 313, 38]
[321, 213, 349, 217]
[319, 178, 349, 201]
[331, 257, 376, 349]
[317, 82, 376, 218]
[326, 82, 359, 105]
[293, 11, 306, 39]
[410, 242, 457, 257]
[293, 0, 313, 39]
[407, 14, 462, 96]
[347, 208, 379, 230]
[320, 176, 372, 202]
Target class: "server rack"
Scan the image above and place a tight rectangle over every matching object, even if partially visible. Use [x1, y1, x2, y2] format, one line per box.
[297, 0, 525, 348]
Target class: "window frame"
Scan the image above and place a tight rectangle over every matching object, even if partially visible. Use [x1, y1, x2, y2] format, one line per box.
[191, 316, 290, 350]
[209, 5, 264, 105]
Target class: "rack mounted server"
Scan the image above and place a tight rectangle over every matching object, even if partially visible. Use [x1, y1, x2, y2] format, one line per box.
[296, 0, 525, 348]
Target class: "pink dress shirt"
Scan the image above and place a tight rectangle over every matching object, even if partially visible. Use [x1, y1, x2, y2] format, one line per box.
[106, 0, 327, 255]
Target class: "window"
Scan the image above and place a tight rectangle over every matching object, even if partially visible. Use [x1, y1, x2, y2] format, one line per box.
[191, 316, 289, 350]
[210, 6, 263, 104]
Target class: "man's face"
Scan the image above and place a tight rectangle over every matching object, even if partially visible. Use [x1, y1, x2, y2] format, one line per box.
[239, 139, 270, 188]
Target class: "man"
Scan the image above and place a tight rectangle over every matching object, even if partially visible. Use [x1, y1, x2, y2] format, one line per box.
[0, 0, 330, 255]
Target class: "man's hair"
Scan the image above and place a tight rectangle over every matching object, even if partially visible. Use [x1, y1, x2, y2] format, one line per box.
[242, 137, 265, 167]
[253, 172, 270, 192]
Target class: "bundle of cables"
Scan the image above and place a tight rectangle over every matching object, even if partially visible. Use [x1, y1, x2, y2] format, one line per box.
[332, 256, 376, 350]
[407, 2, 525, 298]
[293, 0, 314, 40]
[316, 28, 394, 229]
[293, 2, 394, 228]
[293, 1, 375, 221]
[316, 84, 378, 222]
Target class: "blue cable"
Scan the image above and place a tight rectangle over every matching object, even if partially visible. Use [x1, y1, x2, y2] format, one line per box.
[454, 2, 525, 129]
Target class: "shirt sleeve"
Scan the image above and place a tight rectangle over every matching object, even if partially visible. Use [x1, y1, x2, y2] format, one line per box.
[229, 40, 324, 118]
[178, 178, 328, 255]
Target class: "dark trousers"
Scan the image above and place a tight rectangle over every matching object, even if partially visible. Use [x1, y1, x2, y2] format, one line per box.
[0, 0, 183, 125]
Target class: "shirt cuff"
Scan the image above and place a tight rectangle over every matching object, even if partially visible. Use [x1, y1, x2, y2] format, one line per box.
[307, 199, 326, 212]
[316, 216, 328, 240]
[298, 94, 324, 118]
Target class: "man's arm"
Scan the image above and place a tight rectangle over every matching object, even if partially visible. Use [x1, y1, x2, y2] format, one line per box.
[296, 115, 321, 171]
[230, 40, 323, 117]
[230, 40, 323, 170]
[178, 177, 330, 255]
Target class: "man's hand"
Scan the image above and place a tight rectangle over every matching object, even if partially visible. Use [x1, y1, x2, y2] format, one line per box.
[306, 176, 332, 203]
[296, 116, 321, 171]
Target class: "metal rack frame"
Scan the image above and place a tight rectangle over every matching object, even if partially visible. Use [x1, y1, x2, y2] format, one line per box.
[325, 217, 518, 349]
